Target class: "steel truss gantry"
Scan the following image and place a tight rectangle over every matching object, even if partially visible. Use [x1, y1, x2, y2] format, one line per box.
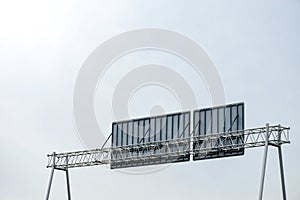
[45, 124, 290, 200]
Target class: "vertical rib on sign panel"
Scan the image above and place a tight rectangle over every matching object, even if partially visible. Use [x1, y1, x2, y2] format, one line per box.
[110, 111, 191, 169]
[193, 102, 245, 161]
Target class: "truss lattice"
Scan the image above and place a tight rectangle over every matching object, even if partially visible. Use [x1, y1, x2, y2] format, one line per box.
[47, 124, 290, 169]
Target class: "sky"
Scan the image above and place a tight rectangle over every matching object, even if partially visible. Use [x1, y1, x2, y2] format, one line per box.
[0, 0, 300, 199]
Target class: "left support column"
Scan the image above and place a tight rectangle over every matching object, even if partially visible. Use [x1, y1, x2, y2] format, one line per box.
[46, 152, 56, 200]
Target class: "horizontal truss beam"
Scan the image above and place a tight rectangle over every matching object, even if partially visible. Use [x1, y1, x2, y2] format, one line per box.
[47, 124, 290, 169]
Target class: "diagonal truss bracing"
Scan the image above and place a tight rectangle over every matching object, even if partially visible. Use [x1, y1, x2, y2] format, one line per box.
[47, 124, 290, 169]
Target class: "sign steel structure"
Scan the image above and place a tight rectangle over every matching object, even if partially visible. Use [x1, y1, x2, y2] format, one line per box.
[45, 103, 290, 200]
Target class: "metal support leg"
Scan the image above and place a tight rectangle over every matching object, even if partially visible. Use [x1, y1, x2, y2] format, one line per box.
[46, 167, 55, 200]
[278, 146, 287, 200]
[46, 152, 56, 200]
[66, 169, 72, 200]
[258, 123, 269, 200]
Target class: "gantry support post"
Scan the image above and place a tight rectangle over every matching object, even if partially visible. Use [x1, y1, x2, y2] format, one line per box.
[278, 125, 287, 200]
[278, 146, 287, 200]
[258, 123, 269, 200]
[46, 152, 56, 200]
[45, 153, 72, 200]
[258, 124, 288, 200]
[65, 156, 72, 200]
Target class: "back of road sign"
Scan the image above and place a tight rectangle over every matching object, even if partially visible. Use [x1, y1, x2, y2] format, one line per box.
[111, 111, 191, 169]
[110, 102, 245, 169]
[193, 102, 245, 160]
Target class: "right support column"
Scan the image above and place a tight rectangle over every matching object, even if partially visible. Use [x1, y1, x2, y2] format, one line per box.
[278, 145, 287, 200]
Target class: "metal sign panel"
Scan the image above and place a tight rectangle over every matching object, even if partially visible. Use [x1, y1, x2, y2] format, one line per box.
[193, 102, 245, 161]
[111, 112, 191, 169]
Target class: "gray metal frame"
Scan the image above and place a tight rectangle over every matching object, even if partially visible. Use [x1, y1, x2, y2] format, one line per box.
[45, 154, 72, 200]
[258, 124, 288, 200]
[46, 124, 290, 200]
[47, 124, 289, 169]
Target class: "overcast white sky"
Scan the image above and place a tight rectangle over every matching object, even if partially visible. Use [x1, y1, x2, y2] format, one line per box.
[0, 0, 300, 200]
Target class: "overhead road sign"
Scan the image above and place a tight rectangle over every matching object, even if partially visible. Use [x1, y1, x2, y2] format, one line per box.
[193, 102, 245, 161]
[111, 111, 191, 169]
